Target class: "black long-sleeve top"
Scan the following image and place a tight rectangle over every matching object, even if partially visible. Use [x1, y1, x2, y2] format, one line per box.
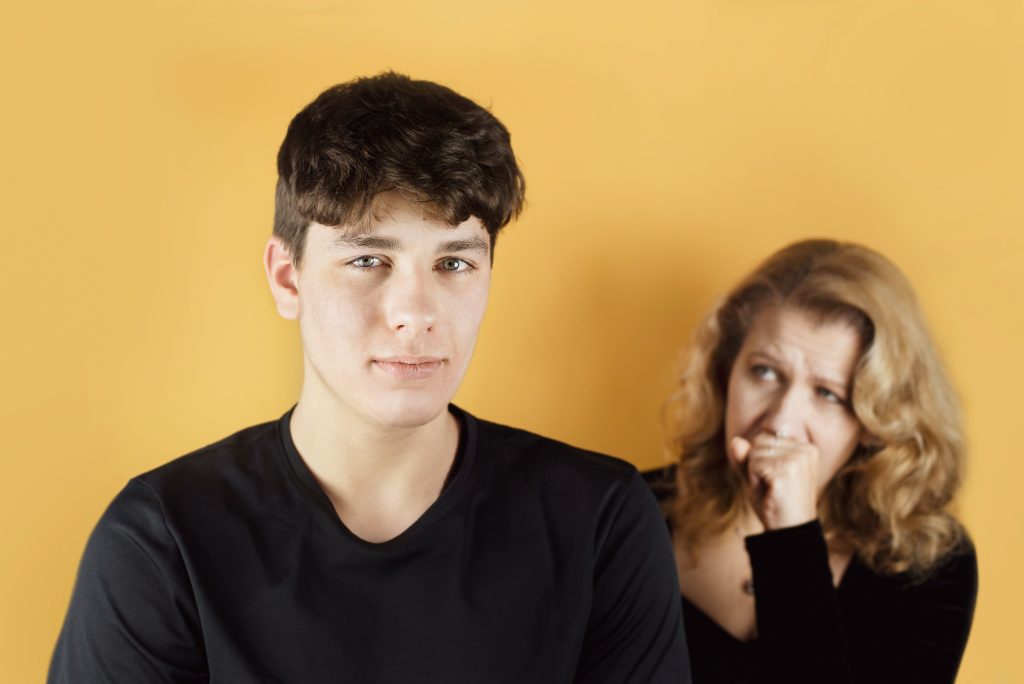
[644, 467, 977, 684]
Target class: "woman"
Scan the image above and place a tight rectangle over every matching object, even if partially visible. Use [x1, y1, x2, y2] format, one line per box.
[649, 239, 977, 683]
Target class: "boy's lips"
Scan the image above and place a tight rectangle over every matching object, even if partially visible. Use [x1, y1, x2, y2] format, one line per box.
[372, 356, 445, 379]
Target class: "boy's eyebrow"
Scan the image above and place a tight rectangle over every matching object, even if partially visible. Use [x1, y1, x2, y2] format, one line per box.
[331, 233, 489, 255]
[438, 236, 489, 255]
[332, 234, 402, 250]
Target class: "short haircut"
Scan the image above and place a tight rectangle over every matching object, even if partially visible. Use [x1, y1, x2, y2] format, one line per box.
[274, 72, 526, 265]
[667, 239, 965, 576]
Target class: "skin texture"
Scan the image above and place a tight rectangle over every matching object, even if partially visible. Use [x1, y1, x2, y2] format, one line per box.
[724, 305, 866, 531]
[263, 193, 493, 542]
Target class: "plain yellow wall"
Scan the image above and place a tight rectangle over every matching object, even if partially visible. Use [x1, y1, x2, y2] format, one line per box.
[3, 0, 1021, 681]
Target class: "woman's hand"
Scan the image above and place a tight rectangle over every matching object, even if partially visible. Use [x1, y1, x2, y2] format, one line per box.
[728, 433, 819, 531]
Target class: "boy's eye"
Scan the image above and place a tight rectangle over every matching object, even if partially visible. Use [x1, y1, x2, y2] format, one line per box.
[350, 256, 382, 268]
[439, 258, 471, 273]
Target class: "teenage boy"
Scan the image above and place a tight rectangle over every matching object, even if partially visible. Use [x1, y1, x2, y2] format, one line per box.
[50, 72, 690, 683]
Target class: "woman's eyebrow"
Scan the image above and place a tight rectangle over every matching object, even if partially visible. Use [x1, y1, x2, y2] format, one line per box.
[810, 371, 849, 389]
[748, 349, 782, 363]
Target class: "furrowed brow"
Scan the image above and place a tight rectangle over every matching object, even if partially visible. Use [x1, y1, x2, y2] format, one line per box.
[811, 372, 849, 389]
[438, 236, 490, 255]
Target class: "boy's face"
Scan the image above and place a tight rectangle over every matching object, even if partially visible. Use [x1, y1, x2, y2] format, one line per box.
[266, 194, 492, 430]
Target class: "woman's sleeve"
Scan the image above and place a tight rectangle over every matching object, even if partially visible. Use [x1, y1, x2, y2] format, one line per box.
[48, 479, 208, 683]
[745, 520, 977, 684]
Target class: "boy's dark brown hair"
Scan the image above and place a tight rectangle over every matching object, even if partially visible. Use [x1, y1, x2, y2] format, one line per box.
[274, 72, 526, 265]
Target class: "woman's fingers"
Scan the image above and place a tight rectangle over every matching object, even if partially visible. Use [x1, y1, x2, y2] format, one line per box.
[728, 435, 752, 468]
[737, 434, 819, 530]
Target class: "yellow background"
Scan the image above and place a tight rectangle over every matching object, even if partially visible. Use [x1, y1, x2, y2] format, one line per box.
[3, 0, 1021, 681]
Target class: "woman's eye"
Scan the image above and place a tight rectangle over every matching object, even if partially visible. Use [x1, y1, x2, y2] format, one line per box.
[751, 365, 778, 381]
[350, 256, 382, 268]
[438, 258, 471, 273]
[817, 387, 845, 404]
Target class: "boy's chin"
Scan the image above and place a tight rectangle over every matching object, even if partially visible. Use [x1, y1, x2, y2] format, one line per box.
[364, 395, 454, 431]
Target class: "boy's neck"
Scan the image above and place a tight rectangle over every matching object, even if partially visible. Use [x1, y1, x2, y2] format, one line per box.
[288, 392, 461, 543]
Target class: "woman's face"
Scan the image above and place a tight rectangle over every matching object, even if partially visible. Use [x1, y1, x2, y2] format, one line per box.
[724, 305, 866, 491]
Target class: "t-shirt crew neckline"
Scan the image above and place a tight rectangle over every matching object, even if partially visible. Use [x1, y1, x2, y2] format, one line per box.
[276, 404, 477, 549]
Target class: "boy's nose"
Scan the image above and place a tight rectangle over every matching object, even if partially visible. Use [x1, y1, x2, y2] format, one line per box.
[384, 271, 437, 335]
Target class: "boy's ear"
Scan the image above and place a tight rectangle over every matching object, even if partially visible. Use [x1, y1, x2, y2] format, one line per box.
[264, 237, 299, 320]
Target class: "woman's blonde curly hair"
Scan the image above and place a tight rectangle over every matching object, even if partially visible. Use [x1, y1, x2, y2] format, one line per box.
[668, 239, 965, 576]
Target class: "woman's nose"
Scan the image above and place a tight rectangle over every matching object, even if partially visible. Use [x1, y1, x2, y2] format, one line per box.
[762, 388, 809, 441]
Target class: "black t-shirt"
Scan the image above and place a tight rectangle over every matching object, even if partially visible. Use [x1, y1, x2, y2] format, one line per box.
[50, 408, 691, 683]
[643, 467, 977, 684]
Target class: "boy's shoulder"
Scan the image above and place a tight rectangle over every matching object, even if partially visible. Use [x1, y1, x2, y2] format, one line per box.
[467, 410, 641, 492]
[132, 416, 285, 496]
